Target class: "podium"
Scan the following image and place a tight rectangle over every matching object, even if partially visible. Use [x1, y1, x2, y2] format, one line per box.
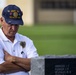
[31, 55, 76, 75]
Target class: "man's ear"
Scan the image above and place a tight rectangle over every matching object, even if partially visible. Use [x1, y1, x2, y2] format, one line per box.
[0, 17, 3, 25]
[0, 18, 1, 24]
[0, 17, 3, 24]
[0, 17, 3, 22]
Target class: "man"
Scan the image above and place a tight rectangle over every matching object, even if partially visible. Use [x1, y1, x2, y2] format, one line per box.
[0, 5, 39, 75]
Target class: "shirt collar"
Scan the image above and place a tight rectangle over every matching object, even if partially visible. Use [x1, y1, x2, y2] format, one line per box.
[0, 28, 21, 42]
[0, 28, 9, 41]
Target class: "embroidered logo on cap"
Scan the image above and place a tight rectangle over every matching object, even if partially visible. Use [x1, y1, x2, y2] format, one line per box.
[13, 11, 18, 18]
[8, 10, 21, 19]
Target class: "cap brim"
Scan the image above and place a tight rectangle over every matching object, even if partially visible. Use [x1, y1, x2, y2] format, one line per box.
[5, 18, 24, 25]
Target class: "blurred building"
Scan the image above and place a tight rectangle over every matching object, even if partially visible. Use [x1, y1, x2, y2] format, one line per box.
[35, 0, 76, 24]
[0, 0, 76, 25]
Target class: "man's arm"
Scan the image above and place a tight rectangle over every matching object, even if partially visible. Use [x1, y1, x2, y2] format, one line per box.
[0, 50, 31, 74]
[0, 61, 25, 74]
[13, 57, 31, 71]
[0, 47, 26, 73]
[4, 50, 31, 72]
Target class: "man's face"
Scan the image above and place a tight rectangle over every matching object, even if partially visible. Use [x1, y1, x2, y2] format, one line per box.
[0, 17, 19, 37]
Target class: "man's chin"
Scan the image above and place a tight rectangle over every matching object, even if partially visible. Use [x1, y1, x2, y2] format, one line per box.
[10, 33, 16, 36]
[8, 34, 15, 37]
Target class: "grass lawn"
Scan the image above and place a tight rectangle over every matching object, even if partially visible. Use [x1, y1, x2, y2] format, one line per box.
[18, 24, 76, 56]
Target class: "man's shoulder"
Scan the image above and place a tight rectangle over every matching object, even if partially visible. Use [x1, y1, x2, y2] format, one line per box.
[16, 33, 33, 42]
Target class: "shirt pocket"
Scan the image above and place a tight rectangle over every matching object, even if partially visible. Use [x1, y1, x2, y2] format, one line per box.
[18, 47, 27, 58]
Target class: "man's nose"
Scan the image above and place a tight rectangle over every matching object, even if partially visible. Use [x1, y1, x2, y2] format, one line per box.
[11, 25, 17, 30]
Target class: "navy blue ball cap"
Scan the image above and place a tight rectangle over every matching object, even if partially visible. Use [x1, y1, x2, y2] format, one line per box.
[2, 5, 24, 25]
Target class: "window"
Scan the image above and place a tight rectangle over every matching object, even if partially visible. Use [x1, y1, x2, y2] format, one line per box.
[40, 0, 76, 9]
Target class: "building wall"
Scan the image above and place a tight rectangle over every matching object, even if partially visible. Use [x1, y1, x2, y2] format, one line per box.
[35, 0, 76, 24]
[0, 10, 2, 18]
[0, 0, 76, 25]
[37, 9, 73, 23]
[74, 10, 76, 24]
